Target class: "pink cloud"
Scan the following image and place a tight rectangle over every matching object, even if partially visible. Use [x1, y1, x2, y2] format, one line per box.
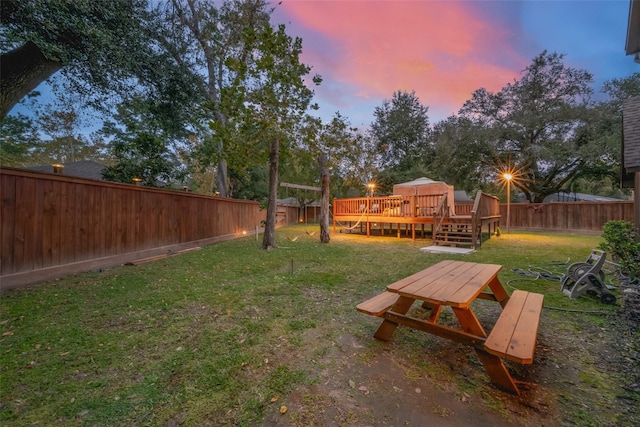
[276, 1, 528, 119]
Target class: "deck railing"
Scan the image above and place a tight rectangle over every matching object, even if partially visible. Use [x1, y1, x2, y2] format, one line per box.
[471, 192, 501, 246]
[333, 194, 445, 218]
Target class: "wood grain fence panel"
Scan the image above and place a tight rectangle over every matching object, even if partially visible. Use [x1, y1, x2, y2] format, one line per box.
[109, 186, 120, 256]
[97, 186, 109, 258]
[125, 188, 133, 251]
[1, 174, 16, 275]
[14, 177, 36, 273]
[33, 178, 46, 270]
[143, 191, 154, 249]
[2, 168, 265, 285]
[76, 183, 89, 262]
[7, 166, 633, 287]
[59, 181, 73, 266]
[501, 202, 634, 233]
[38, 180, 50, 269]
[50, 180, 62, 267]
[41, 179, 56, 268]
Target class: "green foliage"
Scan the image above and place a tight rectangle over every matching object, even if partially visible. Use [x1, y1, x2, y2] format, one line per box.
[230, 165, 269, 201]
[1, 0, 159, 116]
[102, 132, 184, 187]
[371, 90, 432, 170]
[459, 51, 604, 202]
[0, 114, 38, 167]
[599, 220, 640, 280]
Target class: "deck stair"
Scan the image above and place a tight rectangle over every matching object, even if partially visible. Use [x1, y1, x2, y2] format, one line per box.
[433, 221, 480, 248]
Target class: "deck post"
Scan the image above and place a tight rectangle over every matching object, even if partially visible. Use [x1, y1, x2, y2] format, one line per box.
[366, 197, 370, 237]
[411, 195, 416, 217]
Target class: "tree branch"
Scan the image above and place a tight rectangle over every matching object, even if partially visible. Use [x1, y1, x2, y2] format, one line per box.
[0, 41, 63, 120]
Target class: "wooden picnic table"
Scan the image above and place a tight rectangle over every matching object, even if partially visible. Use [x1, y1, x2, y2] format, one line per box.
[357, 260, 544, 395]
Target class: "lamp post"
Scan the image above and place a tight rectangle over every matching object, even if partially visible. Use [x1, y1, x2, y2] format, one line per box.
[503, 173, 513, 233]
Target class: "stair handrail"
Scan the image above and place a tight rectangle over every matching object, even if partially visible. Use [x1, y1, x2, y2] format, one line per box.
[470, 191, 500, 249]
[432, 192, 450, 238]
[470, 192, 482, 249]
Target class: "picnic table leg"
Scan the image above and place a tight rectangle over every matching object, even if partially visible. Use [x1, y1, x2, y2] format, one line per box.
[452, 307, 520, 395]
[486, 276, 511, 308]
[420, 301, 443, 323]
[374, 296, 415, 341]
[475, 350, 520, 395]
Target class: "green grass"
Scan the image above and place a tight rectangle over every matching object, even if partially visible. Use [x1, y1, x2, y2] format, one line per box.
[0, 225, 633, 426]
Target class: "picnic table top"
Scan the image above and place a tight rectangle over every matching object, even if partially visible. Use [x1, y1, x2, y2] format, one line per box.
[386, 260, 502, 308]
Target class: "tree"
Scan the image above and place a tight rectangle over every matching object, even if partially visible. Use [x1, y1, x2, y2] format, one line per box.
[161, 0, 273, 197]
[297, 113, 362, 243]
[100, 100, 186, 186]
[0, 114, 39, 167]
[234, 23, 319, 250]
[371, 90, 431, 170]
[460, 51, 600, 202]
[430, 115, 491, 192]
[33, 99, 111, 165]
[0, 0, 156, 119]
[101, 133, 183, 187]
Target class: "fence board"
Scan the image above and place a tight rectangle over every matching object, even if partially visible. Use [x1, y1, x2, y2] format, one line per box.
[1, 168, 297, 288]
[7, 166, 630, 289]
[499, 202, 633, 233]
[1, 175, 15, 275]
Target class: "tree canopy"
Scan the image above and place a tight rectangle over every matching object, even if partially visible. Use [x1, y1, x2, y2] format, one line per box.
[1, 0, 634, 211]
[0, 0, 161, 119]
[458, 51, 603, 202]
[370, 90, 431, 171]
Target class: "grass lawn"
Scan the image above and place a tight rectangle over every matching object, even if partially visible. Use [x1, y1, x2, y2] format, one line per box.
[1, 225, 637, 426]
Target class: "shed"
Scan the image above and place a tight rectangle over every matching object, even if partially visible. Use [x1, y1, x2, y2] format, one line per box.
[392, 177, 456, 215]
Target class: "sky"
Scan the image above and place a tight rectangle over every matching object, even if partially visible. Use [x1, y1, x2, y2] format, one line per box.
[271, 0, 637, 128]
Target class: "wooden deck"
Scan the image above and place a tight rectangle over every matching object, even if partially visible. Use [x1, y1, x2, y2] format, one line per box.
[333, 192, 501, 248]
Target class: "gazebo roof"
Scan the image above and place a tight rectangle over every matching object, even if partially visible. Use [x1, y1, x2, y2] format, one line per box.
[393, 177, 446, 187]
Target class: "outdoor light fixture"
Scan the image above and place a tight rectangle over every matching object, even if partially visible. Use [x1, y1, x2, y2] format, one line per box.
[132, 177, 142, 186]
[503, 172, 513, 234]
[52, 164, 64, 174]
[367, 182, 376, 198]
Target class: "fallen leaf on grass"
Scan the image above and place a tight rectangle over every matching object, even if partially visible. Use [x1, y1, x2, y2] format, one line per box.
[348, 380, 355, 388]
[270, 396, 279, 403]
[280, 405, 287, 414]
[2, 331, 14, 336]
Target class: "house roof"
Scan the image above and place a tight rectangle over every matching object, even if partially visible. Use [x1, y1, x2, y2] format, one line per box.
[27, 160, 107, 180]
[623, 95, 640, 173]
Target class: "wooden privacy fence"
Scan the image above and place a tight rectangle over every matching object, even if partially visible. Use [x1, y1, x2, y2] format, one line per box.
[498, 201, 633, 233]
[0, 168, 297, 289]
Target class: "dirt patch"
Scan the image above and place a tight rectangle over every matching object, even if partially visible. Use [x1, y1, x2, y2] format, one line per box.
[262, 302, 640, 426]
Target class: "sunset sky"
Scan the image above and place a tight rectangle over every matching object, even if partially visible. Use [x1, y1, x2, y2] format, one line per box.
[272, 0, 637, 127]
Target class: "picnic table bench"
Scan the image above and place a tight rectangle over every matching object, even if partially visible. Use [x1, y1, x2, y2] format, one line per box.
[357, 260, 544, 395]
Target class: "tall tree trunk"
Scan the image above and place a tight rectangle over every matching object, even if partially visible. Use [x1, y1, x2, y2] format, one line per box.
[216, 157, 228, 197]
[318, 152, 330, 243]
[0, 41, 62, 120]
[262, 137, 279, 250]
